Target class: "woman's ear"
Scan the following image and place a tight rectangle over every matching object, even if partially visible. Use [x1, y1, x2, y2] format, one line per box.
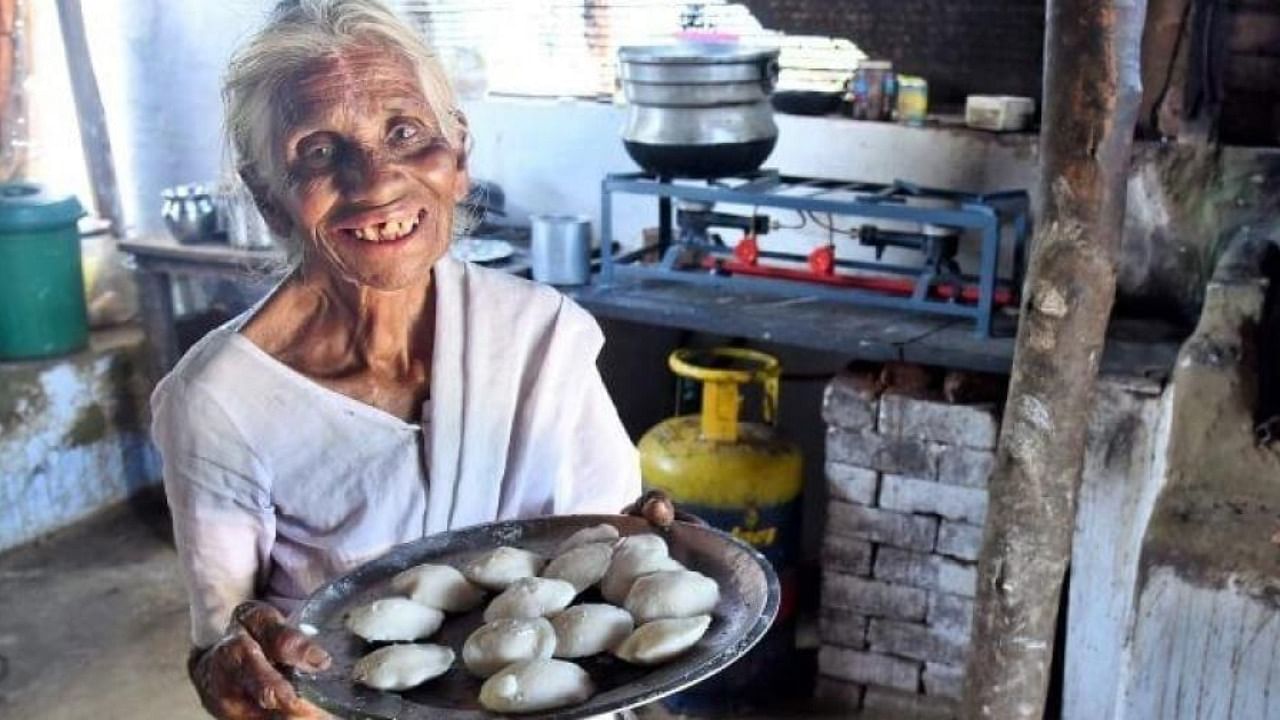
[451, 108, 471, 174]
[453, 162, 471, 204]
[452, 111, 472, 202]
[452, 135, 471, 203]
[239, 165, 294, 238]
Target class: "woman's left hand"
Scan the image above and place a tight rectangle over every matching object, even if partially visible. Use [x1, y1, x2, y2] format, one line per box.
[622, 489, 707, 529]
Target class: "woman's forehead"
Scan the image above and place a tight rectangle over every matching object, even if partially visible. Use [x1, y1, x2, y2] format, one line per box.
[281, 45, 430, 129]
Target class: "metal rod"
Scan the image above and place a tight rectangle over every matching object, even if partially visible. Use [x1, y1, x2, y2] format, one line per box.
[658, 175, 672, 252]
[604, 176, 999, 229]
[612, 265, 985, 320]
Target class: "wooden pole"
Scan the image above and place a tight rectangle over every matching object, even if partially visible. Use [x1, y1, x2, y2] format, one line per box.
[961, 0, 1147, 717]
[0, 0, 22, 181]
[0, 0, 16, 133]
[55, 0, 124, 234]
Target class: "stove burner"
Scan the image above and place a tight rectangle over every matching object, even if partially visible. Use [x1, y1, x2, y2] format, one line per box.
[598, 170, 1032, 337]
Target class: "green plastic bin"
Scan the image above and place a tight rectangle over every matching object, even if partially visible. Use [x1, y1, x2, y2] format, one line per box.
[0, 182, 88, 360]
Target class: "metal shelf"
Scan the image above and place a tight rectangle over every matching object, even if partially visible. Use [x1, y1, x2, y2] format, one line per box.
[598, 170, 1032, 336]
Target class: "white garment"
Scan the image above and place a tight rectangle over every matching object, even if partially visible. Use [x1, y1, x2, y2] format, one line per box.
[152, 256, 640, 648]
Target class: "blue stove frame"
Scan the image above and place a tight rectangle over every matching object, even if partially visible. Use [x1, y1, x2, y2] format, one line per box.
[597, 170, 1032, 337]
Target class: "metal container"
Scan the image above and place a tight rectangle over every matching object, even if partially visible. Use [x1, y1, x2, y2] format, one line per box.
[638, 347, 804, 714]
[0, 183, 88, 360]
[897, 75, 929, 126]
[965, 94, 1036, 132]
[161, 184, 219, 244]
[530, 214, 591, 285]
[851, 60, 896, 121]
[618, 44, 780, 178]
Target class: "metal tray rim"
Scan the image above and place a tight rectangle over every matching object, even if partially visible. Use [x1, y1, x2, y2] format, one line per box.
[290, 514, 781, 720]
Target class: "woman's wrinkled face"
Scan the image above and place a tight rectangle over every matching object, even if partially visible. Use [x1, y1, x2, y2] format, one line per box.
[267, 46, 467, 290]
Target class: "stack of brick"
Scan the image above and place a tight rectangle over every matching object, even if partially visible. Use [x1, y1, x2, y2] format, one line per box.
[815, 369, 999, 718]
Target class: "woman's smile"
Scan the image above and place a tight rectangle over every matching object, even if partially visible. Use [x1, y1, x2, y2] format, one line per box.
[263, 45, 468, 290]
[332, 207, 428, 247]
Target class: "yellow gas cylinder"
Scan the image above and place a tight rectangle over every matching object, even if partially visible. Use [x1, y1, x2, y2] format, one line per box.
[638, 348, 804, 713]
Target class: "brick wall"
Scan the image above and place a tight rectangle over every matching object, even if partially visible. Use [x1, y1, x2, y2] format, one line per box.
[741, 0, 1046, 108]
[1220, 0, 1280, 145]
[815, 368, 1000, 717]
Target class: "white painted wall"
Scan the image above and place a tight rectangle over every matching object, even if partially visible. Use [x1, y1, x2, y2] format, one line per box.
[1065, 380, 1172, 720]
[79, 0, 270, 234]
[0, 333, 159, 552]
[1120, 568, 1280, 719]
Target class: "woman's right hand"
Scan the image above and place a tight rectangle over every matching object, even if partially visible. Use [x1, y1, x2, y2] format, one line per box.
[190, 601, 333, 719]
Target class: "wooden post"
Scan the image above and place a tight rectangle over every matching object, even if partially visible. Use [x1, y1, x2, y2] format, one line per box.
[0, 0, 23, 181]
[56, 0, 124, 234]
[961, 0, 1147, 717]
[0, 0, 15, 138]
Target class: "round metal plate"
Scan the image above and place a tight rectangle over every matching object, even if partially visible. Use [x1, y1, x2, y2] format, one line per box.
[291, 515, 780, 719]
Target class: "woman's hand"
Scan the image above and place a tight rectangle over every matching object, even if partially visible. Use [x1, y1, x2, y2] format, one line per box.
[190, 601, 332, 719]
[623, 489, 707, 529]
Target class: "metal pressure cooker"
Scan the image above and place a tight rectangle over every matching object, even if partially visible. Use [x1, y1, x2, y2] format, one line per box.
[618, 44, 781, 178]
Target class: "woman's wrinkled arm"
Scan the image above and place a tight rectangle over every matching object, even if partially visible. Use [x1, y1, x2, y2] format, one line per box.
[153, 377, 276, 647]
[153, 378, 330, 718]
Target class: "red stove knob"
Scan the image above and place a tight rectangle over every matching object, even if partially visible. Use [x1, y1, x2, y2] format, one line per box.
[808, 244, 836, 276]
[734, 234, 760, 265]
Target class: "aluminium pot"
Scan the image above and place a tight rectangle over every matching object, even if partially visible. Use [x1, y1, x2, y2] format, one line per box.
[618, 44, 780, 178]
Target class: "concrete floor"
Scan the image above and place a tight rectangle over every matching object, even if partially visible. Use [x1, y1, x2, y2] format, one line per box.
[0, 491, 206, 719]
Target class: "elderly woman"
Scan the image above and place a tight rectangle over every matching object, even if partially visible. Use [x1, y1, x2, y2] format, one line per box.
[152, 1, 651, 717]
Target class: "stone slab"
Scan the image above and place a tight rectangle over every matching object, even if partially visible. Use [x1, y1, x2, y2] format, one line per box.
[821, 532, 873, 576]
[827, 500, 938, 552]
[819, 608, 868, 649]
[823, 372, 880, 431]
[928, 593, 976, 635]
[936, 445, 996, 488]
[936, 521, 985, 562]
[826, 462, 878, 505]
[818, 645, 921, 692]
[875, 547, 978, 597]
[924, 662, 966, 700]
[822, 573, 928, 621]
[881, 474, 989, 525]
[878, 393, 999, 449]
[868, 618, 969, 665]
[827, 427, 938, 478]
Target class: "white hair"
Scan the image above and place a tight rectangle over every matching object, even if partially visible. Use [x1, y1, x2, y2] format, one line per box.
[223, 0, 466, 257]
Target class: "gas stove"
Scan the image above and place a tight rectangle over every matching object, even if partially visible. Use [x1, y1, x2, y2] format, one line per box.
[598, 170, 1031, 336]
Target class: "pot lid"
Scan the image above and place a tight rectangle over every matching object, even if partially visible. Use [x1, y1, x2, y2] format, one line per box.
[619, 43, 779, 65]
[0, 182, 85, 233]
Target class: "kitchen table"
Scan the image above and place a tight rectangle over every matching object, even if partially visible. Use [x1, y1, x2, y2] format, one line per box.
[121, 233, 1183, 386]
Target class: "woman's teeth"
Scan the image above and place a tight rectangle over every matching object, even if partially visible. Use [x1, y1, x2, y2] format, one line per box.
[352, 215, 420, 242]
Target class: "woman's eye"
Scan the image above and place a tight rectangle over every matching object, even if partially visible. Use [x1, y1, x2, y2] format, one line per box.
[298, 138, 337, 168]
[389, 122, 424, 144]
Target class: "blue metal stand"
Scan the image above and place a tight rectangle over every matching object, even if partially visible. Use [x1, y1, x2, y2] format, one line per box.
[598, 171, 1031, 337]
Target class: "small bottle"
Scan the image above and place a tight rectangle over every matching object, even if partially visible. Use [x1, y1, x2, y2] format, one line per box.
[897, 75, 928, 126]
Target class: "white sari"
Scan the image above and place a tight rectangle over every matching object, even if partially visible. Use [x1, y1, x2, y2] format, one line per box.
[153, 255, 640, 647]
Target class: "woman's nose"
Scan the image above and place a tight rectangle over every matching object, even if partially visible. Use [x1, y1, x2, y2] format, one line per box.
[336, 147, 398, 200]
